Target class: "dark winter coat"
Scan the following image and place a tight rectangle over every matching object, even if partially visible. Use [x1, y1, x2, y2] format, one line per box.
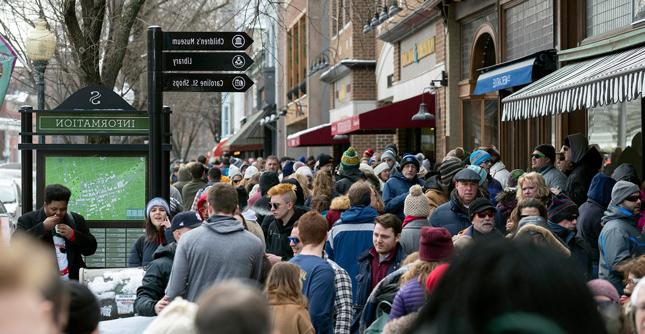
[429, 190, 505, 236]
[564, 140, 603, 206]
[486, 176, 503, 206]
[400, 218, 429, 255]
[128, 234, 165, 268]
[16, 209, 97, 280]
[357, 266, 408, 333]
[355, 244, 405, 311]
[383, 172, 425, 220]
[577, 172, 616, 276]
[335, 168, 365, 195]
[263, 206, 307, 260]
[547, 221, 593, 280]
[134, 242, 176, 316]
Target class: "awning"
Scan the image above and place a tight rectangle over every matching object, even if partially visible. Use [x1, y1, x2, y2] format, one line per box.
[473, 49, 557, 95]
[287, 123, 350, 147]
[211, 137, 229, 157]
[222, 110, 266, 152]
[331, 93, 435, 136]
[502, 46, 645, 121]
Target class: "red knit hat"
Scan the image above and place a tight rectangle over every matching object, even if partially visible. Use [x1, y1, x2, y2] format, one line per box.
[419, 227, 454, 262]
[426, 263, 449, 294]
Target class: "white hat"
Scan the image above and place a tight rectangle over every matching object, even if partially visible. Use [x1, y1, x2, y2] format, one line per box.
[374, 162, 389, 176]
[143, 297, 198, 334]
[295, 166, 313, 177]
[359, 163, 374, 175]
[228, 165, 241, 179]
[244, 165, 259, 179]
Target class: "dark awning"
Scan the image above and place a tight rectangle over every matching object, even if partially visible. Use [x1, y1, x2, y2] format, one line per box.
[287, 123, 349, 147]
[222, 110, 265, 152]
[473, 49, 557, 95]
[330, 93, 435, 136]
[502, 46, 645, 121]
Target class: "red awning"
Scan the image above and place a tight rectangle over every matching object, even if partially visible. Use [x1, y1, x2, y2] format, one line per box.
[287, 123, 350, 147]
[212, 138, 229, 157]
[331, 93, 435, 135]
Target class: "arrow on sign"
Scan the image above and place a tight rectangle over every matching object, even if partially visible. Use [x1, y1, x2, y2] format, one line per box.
[162, 52, 254, 71]
[162, 73, 254, 92]
[162, 32, 254, 51]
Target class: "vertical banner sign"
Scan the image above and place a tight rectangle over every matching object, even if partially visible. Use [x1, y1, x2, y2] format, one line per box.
[0, 35, 17, 108]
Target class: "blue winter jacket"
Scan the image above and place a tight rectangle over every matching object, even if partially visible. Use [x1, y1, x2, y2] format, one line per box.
[486, 176, 503, 205]
[325, 205, 378, 303]
[383, 172, 425, 220]
[429, 190, 505, 236]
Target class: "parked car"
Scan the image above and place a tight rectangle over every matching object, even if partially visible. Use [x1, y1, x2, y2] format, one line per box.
[0, 178, 21, 229]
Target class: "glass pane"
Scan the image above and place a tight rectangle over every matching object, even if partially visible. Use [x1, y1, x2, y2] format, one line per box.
[586, 0, 631, 37]
[421, 127, 435, 156]
[484, 100, 499, 147]
[463, 100, 482, 152]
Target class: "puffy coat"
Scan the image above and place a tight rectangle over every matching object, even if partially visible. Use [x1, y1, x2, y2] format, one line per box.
[599, 205, 645, 294]
[423, 176, 449, 216]
[383, 172, 425, 220]
[134, 242, 176, 316]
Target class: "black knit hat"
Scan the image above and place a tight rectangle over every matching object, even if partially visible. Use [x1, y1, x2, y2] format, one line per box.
[318, 153, 333, 167]
[64, 281, 100, 334]
[259, 171, 280, 195]
[468, 198, 496, 221]
[534, 144, 556, 163]
[548, 197, 578, 224]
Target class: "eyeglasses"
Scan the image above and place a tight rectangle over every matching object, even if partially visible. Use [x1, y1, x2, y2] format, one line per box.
[233, 179, 242, 184]
[625, 195, 641, 202]
[476, 210, 495, 218]
[270, 202, 281, 209]
[287, 236, 300, 244]
[531, 153, 545, 159]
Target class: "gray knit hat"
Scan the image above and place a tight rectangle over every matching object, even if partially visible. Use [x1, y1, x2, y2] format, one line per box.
[610, 180, 640, 207]
[439, 158, 463, 187]
[381, 149, 397, 162]
[404, 185, 430, 217]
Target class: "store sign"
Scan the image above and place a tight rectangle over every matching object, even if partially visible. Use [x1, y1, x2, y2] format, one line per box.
[402, 36, 435, 67]
[37, 112, 148, 134]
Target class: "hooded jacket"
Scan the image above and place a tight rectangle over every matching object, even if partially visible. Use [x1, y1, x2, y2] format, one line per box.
[424, 176, 450, 214]
[429, 189, 505, 236]
[546, 220, 593, 279]
[325, 205, 378, 304]
[563, 134, 603, 206]
[490, 161, 510, 189]
[598, 205, 645, 294]
[335, 167, 365, 195]
[612, 163, 641, 185]
[134, 242, 176, 316]
[165, 215, 264, 301]
[578, 173, 616, 269]
[263, 206, 308, 260]
[383, 171, 426, 220]
[326, 195, 350, 229]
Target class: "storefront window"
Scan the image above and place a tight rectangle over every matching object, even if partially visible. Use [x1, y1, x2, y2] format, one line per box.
[588, 99, 642, 175]
[421, 127, 435, 157]
[463, 100, 482, 152]
[484, 100, 499, 147]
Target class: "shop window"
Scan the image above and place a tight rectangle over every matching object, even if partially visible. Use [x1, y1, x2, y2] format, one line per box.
[421, 127, 435, 157]
[588, 99, 642, 172]
[586, 0, 631, 37]
[287, 16, 307, 99]
[463, 99, 499, 152]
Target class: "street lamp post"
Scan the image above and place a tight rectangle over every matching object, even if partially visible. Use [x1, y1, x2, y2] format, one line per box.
[25, 18, 57, 144]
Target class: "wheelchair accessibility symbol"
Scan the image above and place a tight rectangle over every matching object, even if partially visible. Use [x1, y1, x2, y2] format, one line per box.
[232, 55, 246, 69]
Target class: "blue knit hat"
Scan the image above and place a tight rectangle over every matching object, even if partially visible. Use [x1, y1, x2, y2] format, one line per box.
[470, 150, 493, 166]
[466, 165, 487, 186]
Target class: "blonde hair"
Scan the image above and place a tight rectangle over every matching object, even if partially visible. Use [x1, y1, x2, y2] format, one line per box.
[264, 262, 308, 308]
[516, 172, 550, 202]
[400, 260, 442, 286]
[293, 174, 312, 199]
[267, 184, 297, 203]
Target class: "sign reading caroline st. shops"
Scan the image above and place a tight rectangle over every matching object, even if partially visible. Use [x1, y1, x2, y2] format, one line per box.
[37, 112, 149, 134]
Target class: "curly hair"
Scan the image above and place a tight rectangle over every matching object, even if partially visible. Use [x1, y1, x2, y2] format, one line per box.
[516, 172, 551, 202]
[616, 256, 645, 278]
[312, 171, 334, 199]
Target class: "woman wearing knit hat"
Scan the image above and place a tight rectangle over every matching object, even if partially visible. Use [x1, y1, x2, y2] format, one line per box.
[374, 162, 391, 191]
[335, 147, 366, 195]
[400, 185, 431, 255]
[128, 197, 171, 268]
[389, 226, 453, 320]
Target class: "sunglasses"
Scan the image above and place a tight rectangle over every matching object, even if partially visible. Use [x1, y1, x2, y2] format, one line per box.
[625, 195, 641, 202]
[531, 153, 545, 159]
[287, 236, 300, 244]
[476, 210, 495, 218]
[233, 178, 242, 184]
[270, 202, 281, 209]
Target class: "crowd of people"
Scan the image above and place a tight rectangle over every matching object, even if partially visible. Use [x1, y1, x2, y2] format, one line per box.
[4, 133, 645, 334]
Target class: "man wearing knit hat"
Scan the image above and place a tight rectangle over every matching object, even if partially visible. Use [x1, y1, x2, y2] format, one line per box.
[545, 197, 592, 278]
[469, 150, 503, 205]
[422, 157, 463, 216]
[335, 147, 365, 195]
[399, 185, 431, 254]
[532, 144, 567, 191]
[599, 180, 645, 293]
[430, 168, 504, 236]
[383, 154, 426, 220]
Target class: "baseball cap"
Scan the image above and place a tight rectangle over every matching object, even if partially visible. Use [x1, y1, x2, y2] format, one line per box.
[171, 211, 202, 232]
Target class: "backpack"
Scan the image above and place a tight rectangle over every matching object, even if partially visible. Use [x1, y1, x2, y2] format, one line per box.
[364, 301, 392, 334]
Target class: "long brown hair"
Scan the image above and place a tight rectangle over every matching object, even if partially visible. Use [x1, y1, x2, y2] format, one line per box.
[312, 171, 334, 199]
[264, 262, 308, 308]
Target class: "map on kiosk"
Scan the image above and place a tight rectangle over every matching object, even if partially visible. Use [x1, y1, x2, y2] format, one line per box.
[45, 156, 147, 221]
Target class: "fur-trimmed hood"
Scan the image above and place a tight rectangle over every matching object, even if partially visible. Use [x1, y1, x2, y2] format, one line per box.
[513, 224, 571, 257]
[329, 195, 350, 211]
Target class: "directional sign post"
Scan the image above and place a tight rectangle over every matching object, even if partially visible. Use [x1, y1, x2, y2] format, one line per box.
[162, 73, 254, 92]
[162, 52, 253, 71]
[163, 32, 254, 50]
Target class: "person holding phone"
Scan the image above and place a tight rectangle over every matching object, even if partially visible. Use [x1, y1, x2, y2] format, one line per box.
[15, 184, 97, 280]
[128, 197, 171, 268]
